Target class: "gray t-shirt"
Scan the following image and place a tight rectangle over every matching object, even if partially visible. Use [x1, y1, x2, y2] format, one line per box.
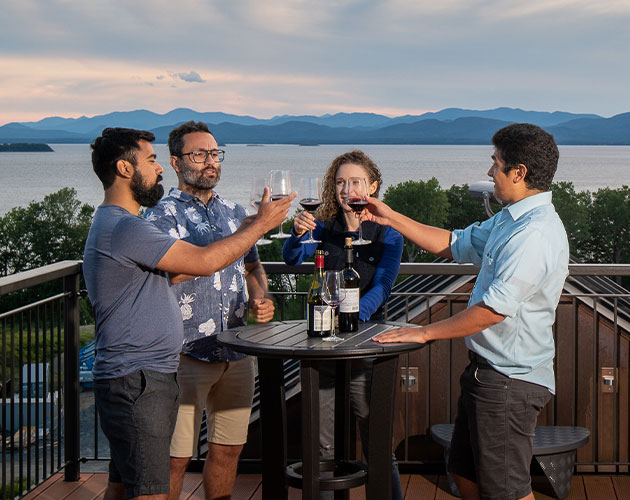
[83, 205, 182, 380]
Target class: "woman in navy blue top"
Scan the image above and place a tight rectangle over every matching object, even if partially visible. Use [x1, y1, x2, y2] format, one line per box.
[282, 150, 404, 500]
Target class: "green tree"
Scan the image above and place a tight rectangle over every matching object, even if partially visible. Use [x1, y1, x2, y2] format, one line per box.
[0, 188, 95, 323]
[0, 187, 94, 275]
[382, 178, 449, 262]
[550, 182, 593, 260]
[588, 186, 630, 264]
[444, 184, 490, 229]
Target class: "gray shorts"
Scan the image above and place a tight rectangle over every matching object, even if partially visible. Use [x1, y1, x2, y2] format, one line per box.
[448, 355, 551, 500]
[94, 369, 179, 499]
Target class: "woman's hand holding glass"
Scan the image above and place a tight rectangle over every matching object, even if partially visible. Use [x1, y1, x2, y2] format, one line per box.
[292, 210, 318, 238]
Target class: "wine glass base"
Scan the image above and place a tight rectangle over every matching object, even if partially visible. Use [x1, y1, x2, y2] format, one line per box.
[256, 238, 273, 245]
[321, 335, 343, 342]
[301, 238, 322, 244]
[351, 238, 372, 246]
[270, 233, 291, 239]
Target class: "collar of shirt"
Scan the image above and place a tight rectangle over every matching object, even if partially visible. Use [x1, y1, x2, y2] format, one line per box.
[504, 191, 552, 221]
[168, 187, 221, 208]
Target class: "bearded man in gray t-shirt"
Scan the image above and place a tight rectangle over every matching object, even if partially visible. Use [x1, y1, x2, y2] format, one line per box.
[83, 127, 294, 500]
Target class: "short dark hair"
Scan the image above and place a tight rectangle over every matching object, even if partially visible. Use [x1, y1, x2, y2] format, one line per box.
[91, 127, 155, 189]
[168, 121, 216, 156]
[492, 123, 559, 191]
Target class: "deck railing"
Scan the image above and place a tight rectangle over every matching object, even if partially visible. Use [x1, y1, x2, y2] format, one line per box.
[0, 261, 81, 499]
[1, 260, 629, 498]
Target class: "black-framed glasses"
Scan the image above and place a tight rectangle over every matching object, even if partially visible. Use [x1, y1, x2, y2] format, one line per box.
[175, 149, 225, 163]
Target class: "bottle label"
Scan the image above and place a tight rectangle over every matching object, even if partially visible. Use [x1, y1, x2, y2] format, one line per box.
[311, 305, 332, 331]
[339, 288, 360, 313]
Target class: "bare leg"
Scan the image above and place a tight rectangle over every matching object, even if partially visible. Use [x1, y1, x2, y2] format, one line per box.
[168, 456, 192, 500]
[452, 473, 479, 500]
[104, 482, 125, 500]
[203, 443, 243, 500]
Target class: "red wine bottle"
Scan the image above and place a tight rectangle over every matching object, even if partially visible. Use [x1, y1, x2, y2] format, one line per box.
[339, 237, 360, 332]
[306, 250, 333, 337]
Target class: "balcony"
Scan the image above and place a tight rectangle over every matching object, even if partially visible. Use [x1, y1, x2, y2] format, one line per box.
[1, 260, 629, 499]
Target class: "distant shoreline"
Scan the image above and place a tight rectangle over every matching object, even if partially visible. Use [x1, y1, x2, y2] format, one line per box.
[0, 143, 54, 152]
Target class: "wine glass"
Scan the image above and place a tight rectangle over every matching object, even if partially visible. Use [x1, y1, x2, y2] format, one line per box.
[345, 177, 371, 245]
[269, 169, 292, 239]
[321, 270, 343, 342]
[299, 177, 322, 244]
[249, 177, 272, 246]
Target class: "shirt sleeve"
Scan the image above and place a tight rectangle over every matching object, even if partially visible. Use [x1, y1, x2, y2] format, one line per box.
[450, 215, 496, 266]
[482, 226, 550, 318]
[144, 203, 178, 236]
[282, 221, 322, 264]
[359, 227, 404, 322]
[112, 216, 177, 270]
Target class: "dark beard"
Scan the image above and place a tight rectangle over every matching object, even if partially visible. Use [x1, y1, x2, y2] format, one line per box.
[131, 170, 164, 207]
[180, 163, 220, 191]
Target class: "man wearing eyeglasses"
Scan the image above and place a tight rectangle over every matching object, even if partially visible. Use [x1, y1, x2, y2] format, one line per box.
[145, 121, 274, 500]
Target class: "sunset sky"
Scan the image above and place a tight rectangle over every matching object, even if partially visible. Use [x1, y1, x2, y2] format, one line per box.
[1, 0, 629, 125]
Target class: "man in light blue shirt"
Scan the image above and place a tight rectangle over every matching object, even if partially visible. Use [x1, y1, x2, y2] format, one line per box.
[366, 123, 568, 500]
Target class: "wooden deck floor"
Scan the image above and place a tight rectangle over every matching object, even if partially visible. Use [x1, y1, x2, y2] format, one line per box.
[18, 472, 630, 500]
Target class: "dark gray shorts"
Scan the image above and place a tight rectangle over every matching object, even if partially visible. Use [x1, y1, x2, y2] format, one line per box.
[94, 369, 179, 499]
[447, 355, 551, 500]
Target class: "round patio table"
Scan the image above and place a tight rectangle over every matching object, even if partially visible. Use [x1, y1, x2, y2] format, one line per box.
[218, 320, 425, 500]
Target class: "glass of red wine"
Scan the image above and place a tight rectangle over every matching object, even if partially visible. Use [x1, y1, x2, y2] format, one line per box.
[299, 177, 322, 244]
[249, 177, 272, 246]
[269, 169, 292, 239]
[345, 177, 371, 245]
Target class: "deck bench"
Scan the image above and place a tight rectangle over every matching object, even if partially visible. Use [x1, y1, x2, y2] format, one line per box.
[430, 424, 590, 499]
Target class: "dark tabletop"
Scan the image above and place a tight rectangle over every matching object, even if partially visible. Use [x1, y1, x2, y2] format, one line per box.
[217, 320, 424, 360]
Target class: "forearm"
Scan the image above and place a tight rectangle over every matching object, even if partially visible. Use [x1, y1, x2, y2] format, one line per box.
[374, 302, 505, 344]
[158, 221, 265, 277]
[422, 303, 505, 341]
[385, 211, 453, 259]
[246, 261, 272, 300]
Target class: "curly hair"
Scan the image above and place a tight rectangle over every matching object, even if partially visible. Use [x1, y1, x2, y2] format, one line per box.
[318, 150, 383, 221]
[492, 123, 559, 191]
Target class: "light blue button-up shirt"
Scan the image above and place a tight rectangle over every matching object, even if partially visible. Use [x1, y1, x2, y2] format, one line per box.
[450, 191, 568, 393]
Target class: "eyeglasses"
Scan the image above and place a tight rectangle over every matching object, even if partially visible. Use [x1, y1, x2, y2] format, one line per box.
[175, 149, 225, 163]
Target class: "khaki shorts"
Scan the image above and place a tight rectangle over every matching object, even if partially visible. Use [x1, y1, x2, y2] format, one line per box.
[170, 354, 255, 457]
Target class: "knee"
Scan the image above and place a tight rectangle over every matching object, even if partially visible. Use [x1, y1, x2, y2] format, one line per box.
[209, 443, 244, 463]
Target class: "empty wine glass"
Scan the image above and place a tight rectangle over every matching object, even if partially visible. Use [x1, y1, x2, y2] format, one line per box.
[345, 177, 371, 245]
[299, 177, 322, 244]
[321, 270, 343, 342]
[249, 177, 272, 246]
[269, 169, 292, 239]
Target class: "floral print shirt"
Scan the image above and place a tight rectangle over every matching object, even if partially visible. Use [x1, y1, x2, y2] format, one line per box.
[145, 188, 258, 362]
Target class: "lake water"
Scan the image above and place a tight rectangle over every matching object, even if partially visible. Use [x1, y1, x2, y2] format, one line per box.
[0, 144, 629, 215]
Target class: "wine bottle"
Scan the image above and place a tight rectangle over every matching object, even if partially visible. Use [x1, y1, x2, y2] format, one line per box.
[339, 237, 360, 332]
[306, 250, 333, 337]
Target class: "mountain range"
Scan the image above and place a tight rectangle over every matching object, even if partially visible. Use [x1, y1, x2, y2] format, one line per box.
[1, 107, 629, 145]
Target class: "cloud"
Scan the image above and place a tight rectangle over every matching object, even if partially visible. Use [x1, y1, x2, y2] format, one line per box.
[175, 71, 205, 83]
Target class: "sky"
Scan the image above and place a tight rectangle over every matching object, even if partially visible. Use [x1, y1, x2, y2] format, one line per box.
[1, 0, 629, 125]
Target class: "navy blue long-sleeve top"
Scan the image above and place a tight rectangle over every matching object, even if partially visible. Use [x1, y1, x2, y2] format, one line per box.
[282, 220, 403, 322]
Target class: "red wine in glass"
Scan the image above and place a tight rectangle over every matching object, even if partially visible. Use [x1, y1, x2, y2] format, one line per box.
[299, 198, 322, 213]
[347, 197, 368, 213]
